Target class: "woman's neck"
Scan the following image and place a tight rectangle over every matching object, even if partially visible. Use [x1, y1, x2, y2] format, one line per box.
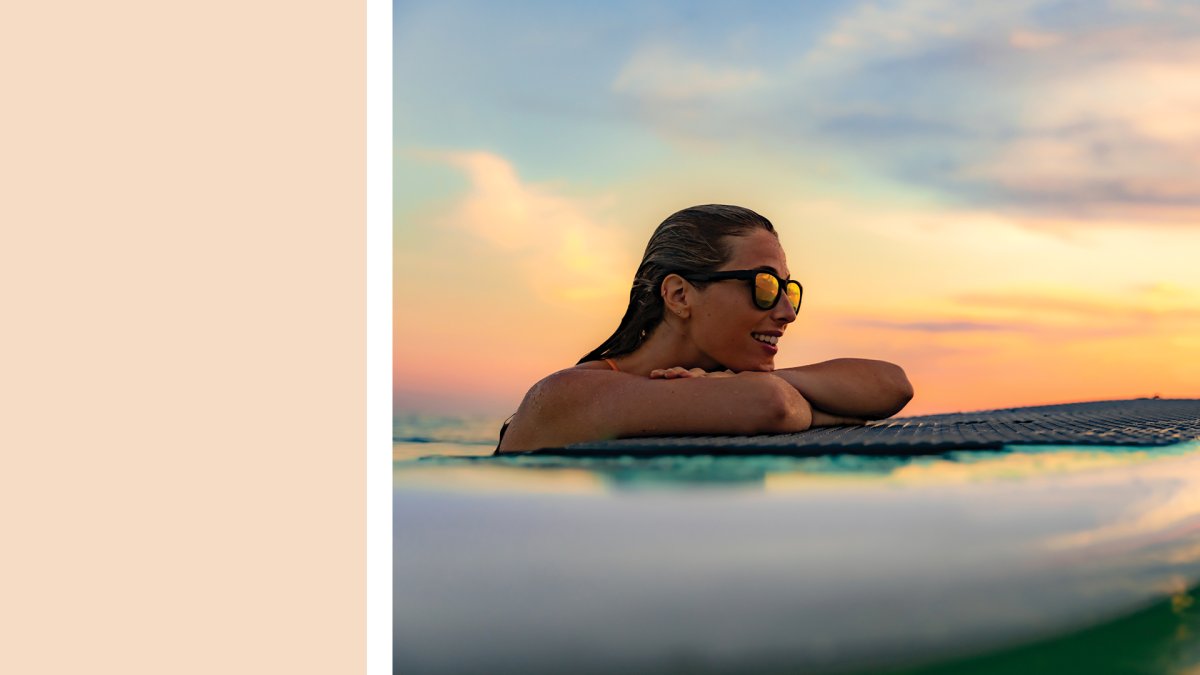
[609, 319, 719, 376]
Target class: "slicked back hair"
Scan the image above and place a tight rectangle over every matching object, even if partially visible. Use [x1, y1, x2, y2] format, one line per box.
[577, 204, 777, 364]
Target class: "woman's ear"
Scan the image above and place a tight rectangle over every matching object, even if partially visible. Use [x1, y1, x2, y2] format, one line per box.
[661, 274, 691, 319]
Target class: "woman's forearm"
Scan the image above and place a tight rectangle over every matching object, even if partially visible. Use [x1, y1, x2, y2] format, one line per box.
[809, 408, 868, 427]
[772, 358, 913, 420]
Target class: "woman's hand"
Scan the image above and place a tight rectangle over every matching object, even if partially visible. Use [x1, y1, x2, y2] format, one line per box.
[649, 366, 703, 379]
[650, 367, 737, 379]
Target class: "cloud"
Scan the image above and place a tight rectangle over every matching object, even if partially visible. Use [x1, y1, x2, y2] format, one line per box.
[612, 42, 766, 103]
[802, 0, 1008, 66]
[806, 2, 1200, 222]
[1008, 29, 1062, 50]
[945, 53, 1200, 219]
[834, 284, 1200, 344]
[606, 0, 1200, 226]
[954, 290, 1200, 325]
[429, 150, 635, 304]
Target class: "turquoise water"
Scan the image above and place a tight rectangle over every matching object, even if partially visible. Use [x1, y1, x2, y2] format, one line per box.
[394, 415, 1200, 674]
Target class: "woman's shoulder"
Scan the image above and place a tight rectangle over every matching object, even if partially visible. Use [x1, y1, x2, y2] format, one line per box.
[522, 362, 620, 401]
[498, 365, 616, 453]
[572, 360, 617, 372]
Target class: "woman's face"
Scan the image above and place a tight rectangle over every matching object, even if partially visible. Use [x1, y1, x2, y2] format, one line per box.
[687, 229, 798, 372]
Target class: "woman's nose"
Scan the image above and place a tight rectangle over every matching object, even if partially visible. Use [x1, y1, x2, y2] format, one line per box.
[772, 297, 798, 324]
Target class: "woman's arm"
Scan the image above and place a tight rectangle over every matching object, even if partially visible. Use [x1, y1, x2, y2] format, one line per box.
[647, 365, 893, 426]
[496, 369, 813, 453]
[771, 358, 913, 421]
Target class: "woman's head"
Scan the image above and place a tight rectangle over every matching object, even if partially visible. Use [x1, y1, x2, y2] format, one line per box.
[578, 204, 782, 364]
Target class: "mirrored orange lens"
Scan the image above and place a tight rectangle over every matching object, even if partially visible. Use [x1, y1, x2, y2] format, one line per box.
[786, 282, 802, 312]
[754, 273, 779, 309]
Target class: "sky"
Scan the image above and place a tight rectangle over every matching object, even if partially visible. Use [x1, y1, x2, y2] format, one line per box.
[394, 0, 1200, 418]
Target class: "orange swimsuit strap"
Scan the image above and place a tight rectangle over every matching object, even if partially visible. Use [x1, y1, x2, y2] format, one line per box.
[603, 357, 620, 372]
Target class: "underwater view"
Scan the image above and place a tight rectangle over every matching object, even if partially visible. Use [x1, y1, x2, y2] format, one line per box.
[394, 415, 1200, 674]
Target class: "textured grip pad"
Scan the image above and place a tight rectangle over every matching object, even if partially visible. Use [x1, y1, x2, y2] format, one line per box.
[531, 398, 1200, 457]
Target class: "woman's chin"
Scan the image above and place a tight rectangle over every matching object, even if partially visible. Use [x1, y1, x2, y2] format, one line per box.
[730, 358, 775, 373]
[712, 347, 776, 373]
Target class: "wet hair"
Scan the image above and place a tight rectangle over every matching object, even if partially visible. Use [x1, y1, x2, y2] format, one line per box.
[577, 204, 777, 364]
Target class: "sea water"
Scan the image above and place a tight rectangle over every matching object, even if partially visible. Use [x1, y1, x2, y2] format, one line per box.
[394, 415, 1200, 674]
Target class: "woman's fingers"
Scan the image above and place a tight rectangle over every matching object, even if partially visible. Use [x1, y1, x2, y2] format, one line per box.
[650, 367, 729, 379]
[650, 366, 696, 379]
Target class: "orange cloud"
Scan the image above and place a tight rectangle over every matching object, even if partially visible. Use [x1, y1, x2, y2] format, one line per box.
[429, 150, 636, 305]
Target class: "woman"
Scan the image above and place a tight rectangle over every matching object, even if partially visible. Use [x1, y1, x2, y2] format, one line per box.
[496, 204, 913, 453]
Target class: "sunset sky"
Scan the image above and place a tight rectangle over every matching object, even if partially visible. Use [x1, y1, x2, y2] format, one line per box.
[394, 0, 1200, 417]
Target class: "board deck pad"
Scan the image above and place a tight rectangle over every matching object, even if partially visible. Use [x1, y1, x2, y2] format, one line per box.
[530, 398, 1200, 457]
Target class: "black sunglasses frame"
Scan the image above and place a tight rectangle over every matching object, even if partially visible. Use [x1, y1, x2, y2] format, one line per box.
[679, 270, 803, 312]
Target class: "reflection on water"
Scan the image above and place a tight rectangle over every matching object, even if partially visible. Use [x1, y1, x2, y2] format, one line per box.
[396, 446, 908, 492]
[396, 442, 1200, 494]
[1041, 455, 1200, 555]
[886, 583, 1200, 675]
[394, 463, 607, 494]
[395, 439, 1200, 674]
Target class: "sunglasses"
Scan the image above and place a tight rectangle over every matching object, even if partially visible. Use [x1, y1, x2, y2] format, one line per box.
[681, 270, 803, 312]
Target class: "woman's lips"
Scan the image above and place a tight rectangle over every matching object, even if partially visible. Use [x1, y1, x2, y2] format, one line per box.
[752, 334, 779, 355]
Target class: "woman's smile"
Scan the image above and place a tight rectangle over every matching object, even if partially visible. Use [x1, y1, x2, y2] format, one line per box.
[751, 331, 780, 346]
[688, 228, 797, 371]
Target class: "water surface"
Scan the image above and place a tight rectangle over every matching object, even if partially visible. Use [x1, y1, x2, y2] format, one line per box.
[394, 416, 1200, 674]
